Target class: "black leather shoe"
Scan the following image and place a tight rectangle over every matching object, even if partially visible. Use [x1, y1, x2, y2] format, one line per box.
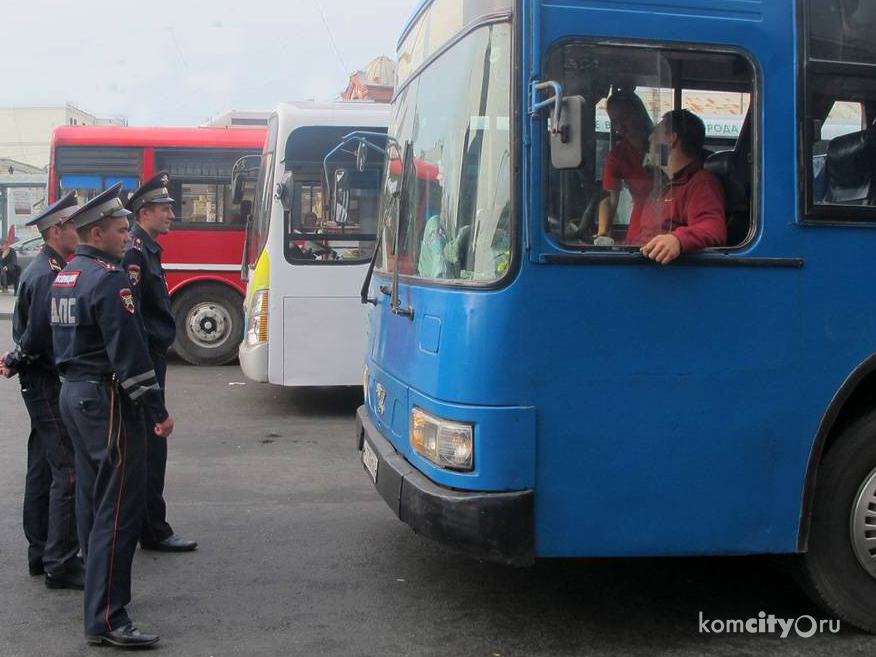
[45, 569, 85, 590]
[87, 623, 159, 648]
[29, 561, 44, 576]
[141, 535, 198, 552]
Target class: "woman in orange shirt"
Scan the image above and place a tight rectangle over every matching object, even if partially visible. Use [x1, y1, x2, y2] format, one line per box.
[595, 93, 655, 245]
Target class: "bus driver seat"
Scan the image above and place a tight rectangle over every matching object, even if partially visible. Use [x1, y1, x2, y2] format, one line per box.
[703, 113, 752, 246]
[822, 125, 876, 206]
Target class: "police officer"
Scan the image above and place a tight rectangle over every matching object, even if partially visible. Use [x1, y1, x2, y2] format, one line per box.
[123, 171, 197, 552]
[52, 183, 174, 648]
[1, 192, 83, 589]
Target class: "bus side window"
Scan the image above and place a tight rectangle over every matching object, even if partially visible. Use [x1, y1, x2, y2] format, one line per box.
[804, 0, 876, 217]
[544, 44, 755, 248]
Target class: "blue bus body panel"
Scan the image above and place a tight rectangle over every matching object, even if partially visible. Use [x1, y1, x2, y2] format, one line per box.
[364, 0, 876, 558]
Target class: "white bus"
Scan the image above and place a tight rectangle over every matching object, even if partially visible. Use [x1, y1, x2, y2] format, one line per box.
[238, 102, 389, 386]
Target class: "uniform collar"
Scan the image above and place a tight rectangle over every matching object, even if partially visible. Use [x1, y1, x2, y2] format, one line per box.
[42, 244, 66, 267]
[132, 223, 162, 253]
[669, 161, 702, 185]
[75, 244, 121, 264]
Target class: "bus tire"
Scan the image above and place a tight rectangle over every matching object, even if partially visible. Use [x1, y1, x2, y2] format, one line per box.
[171, 283, 243, 366]
[796, 409, 876, 633]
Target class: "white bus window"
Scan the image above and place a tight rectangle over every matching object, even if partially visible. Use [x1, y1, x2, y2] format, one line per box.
[283, 125, 385, 265]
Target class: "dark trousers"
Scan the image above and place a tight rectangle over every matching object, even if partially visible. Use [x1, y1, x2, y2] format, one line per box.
[21, 373, 79, 575]
[60, 380, 146, 636]
[140, 350, 173, 545]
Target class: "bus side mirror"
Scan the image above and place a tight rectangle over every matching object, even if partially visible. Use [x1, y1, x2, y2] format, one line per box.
[550, 95, 586, 169]
[275, 171, 293, 211]
[331, 167, 350, 225]
[356, 141, 368, 173]
[232, 172, 246, 204]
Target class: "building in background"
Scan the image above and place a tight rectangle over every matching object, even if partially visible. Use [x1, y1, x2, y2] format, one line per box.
[0, 104, 126, 170]
[0, 162, 47, 242]
[342, 56, 395, 102]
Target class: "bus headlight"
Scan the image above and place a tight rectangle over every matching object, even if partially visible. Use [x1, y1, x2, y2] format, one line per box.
[246, 289, 269, 345]
[410, 407, 474, 471]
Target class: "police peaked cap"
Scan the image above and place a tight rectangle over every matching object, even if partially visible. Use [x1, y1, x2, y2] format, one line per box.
[127, 171, 174, 213]
[66, 182, 133, 230]
[25, 191, 79, 231]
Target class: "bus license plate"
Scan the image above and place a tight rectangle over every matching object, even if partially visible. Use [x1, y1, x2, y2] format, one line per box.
[362, 439, 378, 483]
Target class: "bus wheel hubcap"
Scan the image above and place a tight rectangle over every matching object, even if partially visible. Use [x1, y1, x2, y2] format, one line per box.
[850, 465, 876, 580]
[186, 302, 231, 348]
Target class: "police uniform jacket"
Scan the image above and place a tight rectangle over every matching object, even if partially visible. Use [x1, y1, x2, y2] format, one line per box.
[51, 244, 169, 423]
[122, 224, 175, 353]
[6, 245, 67, 375]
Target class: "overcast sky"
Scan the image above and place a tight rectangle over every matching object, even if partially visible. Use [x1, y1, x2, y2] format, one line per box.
[0, 0, 414, 126]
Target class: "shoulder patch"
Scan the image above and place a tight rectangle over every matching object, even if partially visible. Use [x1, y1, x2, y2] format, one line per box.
[127, 264, 141, 286]
[95, 259, 118, 272]
[119, 288, 136, 314]
[53, 271, 81, 287]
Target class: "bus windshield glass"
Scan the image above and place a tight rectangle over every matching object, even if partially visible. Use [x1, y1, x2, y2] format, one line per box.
[246, 115, 278, 269]
[377, 20, 512, 283]
[283, 125, 384, 264]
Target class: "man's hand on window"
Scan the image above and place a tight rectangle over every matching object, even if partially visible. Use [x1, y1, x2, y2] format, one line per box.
[641, 233, 681, 264]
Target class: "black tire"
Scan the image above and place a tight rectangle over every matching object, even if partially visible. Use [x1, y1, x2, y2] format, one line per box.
[171, 283, 243, 366]
[796, 409, 876, 633]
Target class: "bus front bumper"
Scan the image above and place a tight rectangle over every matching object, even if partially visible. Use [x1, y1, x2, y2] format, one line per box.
[238, 341, 268, 383]
[355, 405, 535, 566]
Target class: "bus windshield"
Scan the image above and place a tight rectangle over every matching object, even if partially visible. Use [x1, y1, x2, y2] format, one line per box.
[377, 20, 512, 283]
[246, 115, 279, 270]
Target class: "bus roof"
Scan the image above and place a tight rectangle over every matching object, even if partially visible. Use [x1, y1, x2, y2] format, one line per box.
[271, 101, 390, 136]
[397, 0, 513, 50]
[274, 101, 390, 116]
[52, 125, 266, 150]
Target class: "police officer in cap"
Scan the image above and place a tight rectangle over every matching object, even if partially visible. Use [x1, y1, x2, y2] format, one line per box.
[123, 171, 197, 552]
[52, 182, 174, 648]
[1, 192, 83, 589]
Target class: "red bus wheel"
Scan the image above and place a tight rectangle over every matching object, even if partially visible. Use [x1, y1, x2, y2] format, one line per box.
[171, 283, 243, 366]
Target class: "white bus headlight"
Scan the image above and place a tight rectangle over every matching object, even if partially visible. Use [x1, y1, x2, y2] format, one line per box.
[246, 289, 269, 345]
[410, 407, 474, 471]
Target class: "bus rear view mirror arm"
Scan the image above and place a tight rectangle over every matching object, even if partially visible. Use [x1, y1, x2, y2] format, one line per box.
[360, 232, 383, 306]
[531, 82, 588, 169]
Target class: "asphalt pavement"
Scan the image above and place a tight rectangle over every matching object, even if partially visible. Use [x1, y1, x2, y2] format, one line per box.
[1, 317, 876, 656]
[0, 292, 15, 320]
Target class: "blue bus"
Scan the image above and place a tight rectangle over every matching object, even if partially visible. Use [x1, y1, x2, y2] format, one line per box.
[353, 0, 876, 631]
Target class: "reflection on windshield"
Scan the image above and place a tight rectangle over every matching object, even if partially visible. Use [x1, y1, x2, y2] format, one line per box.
[378, 22, 511, 283]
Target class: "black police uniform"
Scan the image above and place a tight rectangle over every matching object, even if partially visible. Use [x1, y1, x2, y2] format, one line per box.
[6, 195, 81, 582]
[52, 185, 166, 642]
[122, 222, 176, 546]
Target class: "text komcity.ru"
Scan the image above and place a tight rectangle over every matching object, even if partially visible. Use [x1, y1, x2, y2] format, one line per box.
[698, 612, 840, 638]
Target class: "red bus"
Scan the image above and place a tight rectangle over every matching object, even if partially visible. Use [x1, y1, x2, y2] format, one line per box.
[49, 125, 266, 365]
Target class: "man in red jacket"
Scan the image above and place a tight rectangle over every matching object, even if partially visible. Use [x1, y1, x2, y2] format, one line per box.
[632, 109, 727, 264]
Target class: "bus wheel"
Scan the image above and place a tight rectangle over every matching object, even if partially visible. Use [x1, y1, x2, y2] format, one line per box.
[797, 409, 876, 633]
[172, 283, 243, 366]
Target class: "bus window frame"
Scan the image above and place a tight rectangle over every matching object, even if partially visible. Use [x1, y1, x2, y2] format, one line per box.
[538, 37, 762, 259]
[798, 0, 876, 225]
[377, 12, 521, 291]
[283, 174, 379, 268]
[155, 147, 261, 230]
